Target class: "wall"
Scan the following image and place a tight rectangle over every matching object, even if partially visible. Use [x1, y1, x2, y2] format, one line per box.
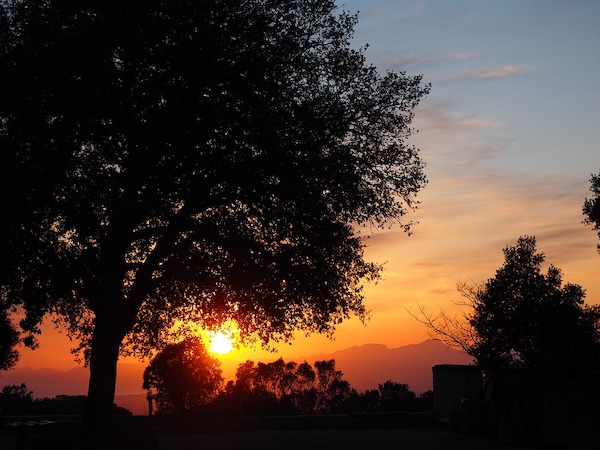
[432, 364, 482, 418]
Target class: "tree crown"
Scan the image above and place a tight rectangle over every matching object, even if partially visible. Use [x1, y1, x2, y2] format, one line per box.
[1, 0, 429, 360]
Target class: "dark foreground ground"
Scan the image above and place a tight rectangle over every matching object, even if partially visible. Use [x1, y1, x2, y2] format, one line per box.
[0, 427, 513, 450]
[159, 427, 511, 450]
[0, 414, 518, 450]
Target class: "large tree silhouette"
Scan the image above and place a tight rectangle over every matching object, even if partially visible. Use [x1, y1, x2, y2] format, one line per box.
[1, 0, 429, 431]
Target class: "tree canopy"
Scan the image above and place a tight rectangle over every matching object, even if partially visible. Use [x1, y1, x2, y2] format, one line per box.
[227, 358, 352, 415]
[0, 0, 428, 428]
[583, 171, 600, 253]
[376, 380, 417, 412]
[0, 383, 33, 415]
[416, 236, 600, 370]
[143, 337, 223, 414]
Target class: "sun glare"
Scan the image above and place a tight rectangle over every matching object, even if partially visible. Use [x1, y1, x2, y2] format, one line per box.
[209, 330, 235, 355]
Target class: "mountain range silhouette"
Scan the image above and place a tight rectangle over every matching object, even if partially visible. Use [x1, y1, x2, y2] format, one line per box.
[301, 340, 472, 394]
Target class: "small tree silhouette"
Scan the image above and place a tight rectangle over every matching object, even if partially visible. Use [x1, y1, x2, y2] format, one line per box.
[0, 383, 33, 414]
[413, 236, 600, 370]
[143, 337, 223, 414]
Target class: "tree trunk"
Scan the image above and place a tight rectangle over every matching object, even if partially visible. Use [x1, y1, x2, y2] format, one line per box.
[84, 315, 123, 435]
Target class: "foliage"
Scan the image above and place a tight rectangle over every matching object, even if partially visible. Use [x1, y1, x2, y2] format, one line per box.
[143, 337, 223, 414]
[223, 358, 352, 415]
[218, 362, 430, 414]
[0, 306, 19, 371]
[0, 0, 428, 426]
[341, 382, 429, 412]
[0, 383, 33, 414]
[0, 386, 131, 415]
[414, 390, 434, 411]
[340, 388, 380, 413]
[414, 236, 600, 370]
[583, 171, 600, 252]
[377, 380, 416, 412]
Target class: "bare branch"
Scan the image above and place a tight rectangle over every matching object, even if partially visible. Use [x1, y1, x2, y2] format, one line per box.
[406, 302, 478, 360]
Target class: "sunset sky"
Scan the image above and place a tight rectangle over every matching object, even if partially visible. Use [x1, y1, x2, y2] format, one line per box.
[13, 0, 600, 374]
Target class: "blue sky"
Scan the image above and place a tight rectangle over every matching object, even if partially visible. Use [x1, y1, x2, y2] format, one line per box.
[319, 0, 600, 349]
[346, 0, 600, 171]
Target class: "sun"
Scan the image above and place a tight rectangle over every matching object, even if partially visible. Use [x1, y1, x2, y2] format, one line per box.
[208, 330, 235, 355]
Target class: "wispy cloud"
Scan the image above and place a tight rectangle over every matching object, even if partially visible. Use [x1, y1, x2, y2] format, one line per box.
[361, 169, 599, 311]
[464, 64, 528, 80]
[410, 102, 510, 168]
[447, 52, 479, 62]
[459, 117, 497, 129]
[414, 103, 498, 133]
[371, 51, 481, 72]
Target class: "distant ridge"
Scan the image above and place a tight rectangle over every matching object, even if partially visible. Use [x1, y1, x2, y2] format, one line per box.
[0, 364, 148, 414]
[0, 366, 89, 396]
[299, 339, 473, 394]
[0, 363, 145, 398]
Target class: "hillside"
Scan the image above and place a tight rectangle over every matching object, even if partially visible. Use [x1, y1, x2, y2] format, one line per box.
[302, 340, 473, 394]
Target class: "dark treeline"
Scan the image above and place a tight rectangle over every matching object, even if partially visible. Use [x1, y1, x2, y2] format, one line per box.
[211, 359, 432, 416]
[142, 341, 433, 416]
[0, 383, 131, 416]
[0, 358, 432, 417]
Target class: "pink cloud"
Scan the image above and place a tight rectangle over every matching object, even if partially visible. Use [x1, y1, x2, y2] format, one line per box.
[447, 52, 480, 62]
[469, 65, 527, 79]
